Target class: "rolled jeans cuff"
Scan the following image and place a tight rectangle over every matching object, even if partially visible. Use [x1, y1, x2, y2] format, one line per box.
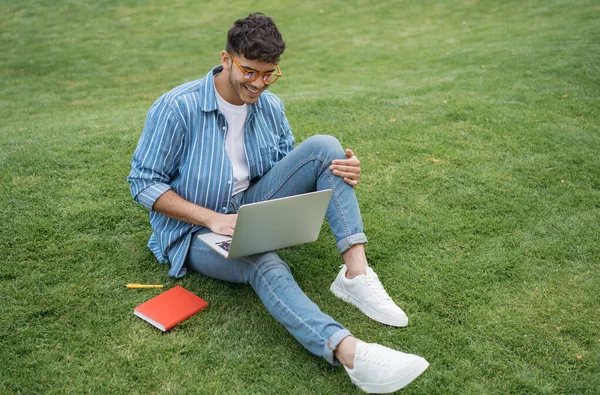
[336, 232, 368, 255]
[323, 329, 353, 366]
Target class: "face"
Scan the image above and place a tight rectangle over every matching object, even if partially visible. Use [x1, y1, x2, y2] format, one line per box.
[221, 51, 279, 105]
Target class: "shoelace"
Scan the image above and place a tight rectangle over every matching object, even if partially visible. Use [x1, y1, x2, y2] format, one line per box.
[359, 344, 393, 367]
[364, 274, 394, 304]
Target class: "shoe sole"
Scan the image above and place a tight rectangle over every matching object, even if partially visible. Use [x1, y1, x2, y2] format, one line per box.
[348, 356, 429, 393]
[330, 282, 409, 327]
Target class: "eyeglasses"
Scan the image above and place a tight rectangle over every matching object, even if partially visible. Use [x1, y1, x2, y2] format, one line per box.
[228, 52, 282, 85]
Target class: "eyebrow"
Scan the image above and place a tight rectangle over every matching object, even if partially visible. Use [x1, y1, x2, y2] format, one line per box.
[240, 64, 278, 73]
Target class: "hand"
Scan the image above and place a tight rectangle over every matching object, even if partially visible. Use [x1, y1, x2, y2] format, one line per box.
[207, 213, 238, 236]
[329, 148, 361, 186]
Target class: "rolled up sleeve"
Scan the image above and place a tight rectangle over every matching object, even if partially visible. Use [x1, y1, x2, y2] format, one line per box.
[132, 183, 171, 211]
[128, 98, 184, 211]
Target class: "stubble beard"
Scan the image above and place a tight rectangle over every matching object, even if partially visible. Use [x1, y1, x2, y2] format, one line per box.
[228, 74, 264, 105]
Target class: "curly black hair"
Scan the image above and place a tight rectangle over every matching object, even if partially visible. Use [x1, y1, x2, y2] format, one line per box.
[226, 12, 286, 64]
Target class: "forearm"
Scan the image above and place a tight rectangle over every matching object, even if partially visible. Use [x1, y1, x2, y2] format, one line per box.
[152, 190, 219, 228]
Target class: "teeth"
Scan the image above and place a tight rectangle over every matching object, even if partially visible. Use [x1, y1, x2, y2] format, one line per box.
[246, 85, 259, 93]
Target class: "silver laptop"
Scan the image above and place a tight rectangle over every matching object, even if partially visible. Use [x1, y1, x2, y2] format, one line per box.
[197, 189, 332, 259]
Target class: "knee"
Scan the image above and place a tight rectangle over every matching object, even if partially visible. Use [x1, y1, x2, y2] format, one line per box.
[249, 253, 292, 285]
[302, 135, 345, 161]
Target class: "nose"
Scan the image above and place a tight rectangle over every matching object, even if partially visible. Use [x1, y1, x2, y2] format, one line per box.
[250, 77, 266, 90]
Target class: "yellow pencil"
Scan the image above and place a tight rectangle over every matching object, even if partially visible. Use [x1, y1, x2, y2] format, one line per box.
[126, 284, 164, 289]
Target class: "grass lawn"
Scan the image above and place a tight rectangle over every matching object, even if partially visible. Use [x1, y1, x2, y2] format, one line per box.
[1, 0, 599, 393]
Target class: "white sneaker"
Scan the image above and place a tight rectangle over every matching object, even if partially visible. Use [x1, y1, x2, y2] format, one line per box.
[344, 342, 429, 393]
[330, 265, 409, 327]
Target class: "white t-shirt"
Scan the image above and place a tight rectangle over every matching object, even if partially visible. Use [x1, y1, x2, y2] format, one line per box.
[215, 88, 250, 196]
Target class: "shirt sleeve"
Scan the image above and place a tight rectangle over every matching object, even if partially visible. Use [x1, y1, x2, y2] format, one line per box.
[276, 100, 295, 157]
[128, 98, 185, 211]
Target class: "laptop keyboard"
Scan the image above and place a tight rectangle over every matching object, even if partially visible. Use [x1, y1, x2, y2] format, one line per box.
[216, 240, 232, 252]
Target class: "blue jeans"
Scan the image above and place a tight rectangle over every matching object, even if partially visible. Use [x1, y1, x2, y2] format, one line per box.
[185, 135, 368, 365]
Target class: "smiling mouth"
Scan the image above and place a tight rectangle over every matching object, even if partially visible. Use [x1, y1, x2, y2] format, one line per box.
[244, 85, 261, 95]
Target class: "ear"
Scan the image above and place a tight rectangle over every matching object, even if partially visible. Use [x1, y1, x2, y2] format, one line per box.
[220, 50, 231, 70]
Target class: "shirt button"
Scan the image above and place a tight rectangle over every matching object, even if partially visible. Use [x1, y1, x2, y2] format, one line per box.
[227, 180, 232, 185]
[222, 207, 227, 212]
[222, 126, 226, 131]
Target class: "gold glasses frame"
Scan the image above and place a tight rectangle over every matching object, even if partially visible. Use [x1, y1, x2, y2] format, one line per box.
[228, 52, 282, 85]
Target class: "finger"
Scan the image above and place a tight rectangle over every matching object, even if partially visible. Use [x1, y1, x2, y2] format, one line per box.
[216, 227, 234, 237]
[330, 160, 360, 171]
[333, 170, 360, 180]
[331, 160, 359, 168]
[345, 148, 355, 159]
[344, 177, 359, 186]
[332, 170, 360, 180]
[331, 157, 359, 166]
[330, 164, 360, 174]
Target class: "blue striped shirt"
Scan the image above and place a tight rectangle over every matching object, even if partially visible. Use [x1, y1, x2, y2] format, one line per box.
[128, 66, 295, 278]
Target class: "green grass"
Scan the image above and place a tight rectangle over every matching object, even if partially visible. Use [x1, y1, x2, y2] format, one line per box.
[1, 0, 599, 393]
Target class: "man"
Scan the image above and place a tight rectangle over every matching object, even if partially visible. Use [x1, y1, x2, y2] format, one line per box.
[128, 12, 428, 393]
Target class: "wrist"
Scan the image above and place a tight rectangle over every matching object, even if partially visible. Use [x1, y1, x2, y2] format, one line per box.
[201, 209, 219, 229]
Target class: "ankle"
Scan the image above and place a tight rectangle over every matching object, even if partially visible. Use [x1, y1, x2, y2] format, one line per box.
[345, 266, 367, 279]
[342, 245, 368, 279]
[335, 336, 359, 369]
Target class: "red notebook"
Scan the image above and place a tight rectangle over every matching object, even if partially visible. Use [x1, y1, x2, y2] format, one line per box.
[133, 286, 209, 331]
